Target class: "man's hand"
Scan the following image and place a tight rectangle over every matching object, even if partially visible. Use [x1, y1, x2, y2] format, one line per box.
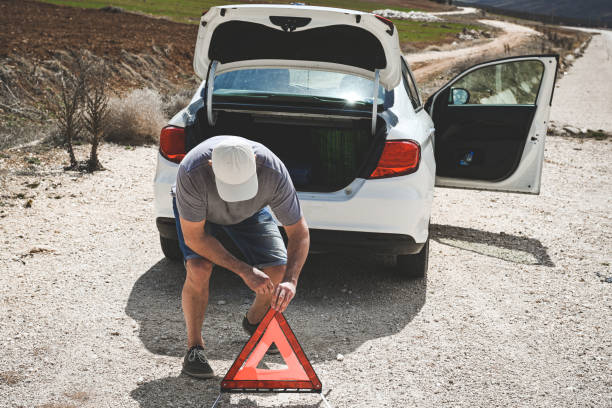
[242, 267, 274, 295]
[272, 282, 296, 313]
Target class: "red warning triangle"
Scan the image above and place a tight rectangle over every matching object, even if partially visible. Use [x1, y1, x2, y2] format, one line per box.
[221, 308, 322, 393]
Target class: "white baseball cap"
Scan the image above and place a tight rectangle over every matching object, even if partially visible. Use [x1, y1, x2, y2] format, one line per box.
[211, 137, 258, 202]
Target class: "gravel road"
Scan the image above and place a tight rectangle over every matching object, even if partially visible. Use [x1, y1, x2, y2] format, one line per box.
[0, 131, 610, 408]
[550, 28, 612, 132]
[1, 25, 611, 407]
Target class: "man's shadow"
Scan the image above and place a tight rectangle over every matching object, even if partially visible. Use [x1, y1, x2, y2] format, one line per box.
[131, 375, 331, 408]
[126, 251, 426, 407]
[125, 252, 427, 361]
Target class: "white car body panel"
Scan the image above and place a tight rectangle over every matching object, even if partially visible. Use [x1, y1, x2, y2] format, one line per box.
[153, 153, 179, 220]
[194, 5, 402, 90]
[431, 55, 558, 193]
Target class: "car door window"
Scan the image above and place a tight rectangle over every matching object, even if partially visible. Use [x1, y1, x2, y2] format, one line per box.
[401, 59, 421, 110]
[449, 60, 544, 105]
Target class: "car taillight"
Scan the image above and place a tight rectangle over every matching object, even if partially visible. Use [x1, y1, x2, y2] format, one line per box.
[369, 140, 420, 179]
[159, 126, 186, 163]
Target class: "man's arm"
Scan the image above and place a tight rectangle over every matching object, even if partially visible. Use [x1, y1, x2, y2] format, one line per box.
[180, 217, 274, 295]
[272, 216, 309, 312]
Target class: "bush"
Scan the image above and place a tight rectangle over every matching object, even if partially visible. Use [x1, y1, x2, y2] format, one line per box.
[163, 88, 195, 118]
[105, 88, 166, 145]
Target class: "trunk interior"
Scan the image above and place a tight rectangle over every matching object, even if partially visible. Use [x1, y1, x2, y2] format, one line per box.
[185, 109, 387, 192]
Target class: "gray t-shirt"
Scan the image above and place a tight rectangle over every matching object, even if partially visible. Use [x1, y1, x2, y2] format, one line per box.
[172, 136, 302, 226]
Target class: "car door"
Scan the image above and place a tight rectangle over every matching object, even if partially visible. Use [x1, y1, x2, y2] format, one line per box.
[426, 55, 558, 194]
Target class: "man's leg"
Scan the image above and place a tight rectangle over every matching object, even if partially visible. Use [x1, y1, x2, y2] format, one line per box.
[182, 258, 213, 348]
[246, 265, 286, 324]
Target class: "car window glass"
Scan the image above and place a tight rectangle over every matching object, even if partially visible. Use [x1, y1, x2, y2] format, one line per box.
[401, 60, 421, 109]
[449, 60, 544, 105]
[213, 69, 385, 105]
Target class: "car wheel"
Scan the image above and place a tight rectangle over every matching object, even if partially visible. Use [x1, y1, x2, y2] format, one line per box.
[396, 238, 429, 279]
[160, 236, 182, 261]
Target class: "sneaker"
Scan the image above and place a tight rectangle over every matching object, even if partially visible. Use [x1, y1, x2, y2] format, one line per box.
[242, 314, 280, 355]
[182, 345, 214, 379]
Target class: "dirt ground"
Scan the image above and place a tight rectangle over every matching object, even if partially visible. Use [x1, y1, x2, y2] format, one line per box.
[0, 133, 610, 408]
[0, 0, 196, 69]
[0, 0, 200, 149]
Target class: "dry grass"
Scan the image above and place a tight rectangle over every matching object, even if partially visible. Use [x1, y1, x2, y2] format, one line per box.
[105, 88, 166, 145]
[0, 370, 22, 385]
[164, 88, 194, 118]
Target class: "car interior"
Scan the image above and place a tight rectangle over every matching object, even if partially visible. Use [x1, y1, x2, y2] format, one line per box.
[429, 60, 544, 181]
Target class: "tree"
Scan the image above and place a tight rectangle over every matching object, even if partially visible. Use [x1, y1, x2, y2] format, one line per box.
[45, 54, 89, 170]
[83, 62, 110, 172]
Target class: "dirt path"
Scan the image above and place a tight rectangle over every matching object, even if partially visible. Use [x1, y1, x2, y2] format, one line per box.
[433, 6, 478, 16]
[550, 28, 612, 132]
[406, 19, 539, 81]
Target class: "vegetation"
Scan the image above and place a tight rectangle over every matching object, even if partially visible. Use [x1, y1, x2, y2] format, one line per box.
[105, 88, 166, 146]
[45, 54, 88, 170]
[39, 0, 420, 22]
[393, 20, 481, 46]
[38, 0, 478, 46]
[83, 62, 110, 172]
[44, 52, 113, 172]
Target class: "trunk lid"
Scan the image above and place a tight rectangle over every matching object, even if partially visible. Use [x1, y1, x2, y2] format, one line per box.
[194, 5, 401, 90]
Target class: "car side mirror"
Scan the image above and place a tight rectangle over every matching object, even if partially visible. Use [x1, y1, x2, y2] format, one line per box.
[450, 88, 470, 105]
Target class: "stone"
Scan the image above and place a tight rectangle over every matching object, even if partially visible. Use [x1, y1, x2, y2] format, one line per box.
[563, 126, 581, 135]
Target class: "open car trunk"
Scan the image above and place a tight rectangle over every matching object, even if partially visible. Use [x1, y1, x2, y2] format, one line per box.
[185, 109, 387, 192]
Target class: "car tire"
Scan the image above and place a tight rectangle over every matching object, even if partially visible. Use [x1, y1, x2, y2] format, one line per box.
[396, 238, 429, 279]
[160, 236, 182, 262]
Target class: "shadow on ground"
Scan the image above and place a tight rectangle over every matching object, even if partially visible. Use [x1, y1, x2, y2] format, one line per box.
[126, 223, 554, 406]
[131, 375, 330, 408]
[126, 251, 427, 407]
[431, 223, 554, 267]
[125, 252, 427, 360]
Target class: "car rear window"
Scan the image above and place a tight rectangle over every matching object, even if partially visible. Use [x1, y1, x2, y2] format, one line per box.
[213, 68, 386, 105]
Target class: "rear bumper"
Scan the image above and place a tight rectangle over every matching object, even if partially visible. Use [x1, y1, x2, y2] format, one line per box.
[309, 228, 423, 255]
[156, 217, 422, 256]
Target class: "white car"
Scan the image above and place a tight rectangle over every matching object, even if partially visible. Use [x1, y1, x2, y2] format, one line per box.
[153, 4, 558, 278]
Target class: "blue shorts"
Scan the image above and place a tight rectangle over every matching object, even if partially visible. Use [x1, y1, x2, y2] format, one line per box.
[172, 197, 287, 269]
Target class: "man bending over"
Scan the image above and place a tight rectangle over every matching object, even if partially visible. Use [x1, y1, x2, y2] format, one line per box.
[172, 135, 309, 379]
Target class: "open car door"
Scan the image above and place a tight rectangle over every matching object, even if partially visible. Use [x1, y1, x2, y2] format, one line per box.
[426, 55, 558, 194]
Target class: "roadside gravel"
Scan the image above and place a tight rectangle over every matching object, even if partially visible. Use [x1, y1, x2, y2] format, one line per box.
[0, 130, 610, 408]
[550, 28, 612, 132]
